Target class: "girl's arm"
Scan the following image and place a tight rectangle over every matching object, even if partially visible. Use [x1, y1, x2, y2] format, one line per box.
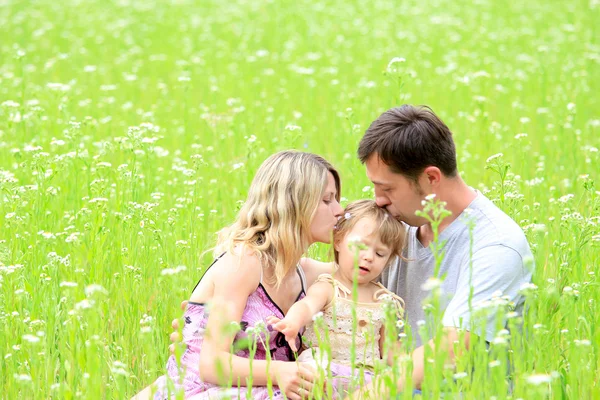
[267, 281, 333, 351]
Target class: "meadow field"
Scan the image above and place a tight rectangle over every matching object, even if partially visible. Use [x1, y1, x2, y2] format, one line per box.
[1, 0, 599, 398]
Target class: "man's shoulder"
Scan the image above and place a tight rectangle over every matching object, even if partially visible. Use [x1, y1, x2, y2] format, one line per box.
[464, 193, 531, 257]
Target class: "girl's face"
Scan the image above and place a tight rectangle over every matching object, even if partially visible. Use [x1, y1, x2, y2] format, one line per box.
[335, 217, 392, 285]
[309, 172, 343, 244]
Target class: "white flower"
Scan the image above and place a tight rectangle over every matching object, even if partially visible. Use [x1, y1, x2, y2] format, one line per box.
[526, 374, 552, 385]
[453, 372, 468, 380]
[311, 312, 324, 321]
[13, 374, 32, 382]
[74, 299, 94, 310]
[424, 193, 436, 201]
[347, 235, 362, 245]
[59, 282, 77, 288]
[284, 123, 302, 131]
[421, 277, 442, 291]
[85, 284, 108, 296]
[574, 339, 591, 347]
[486, 153, 504, 163]
[344, 212, 352, 220]
[22, 334, 40, 343]
[519, 282, 538, 292]
[386, 57, 406, 72]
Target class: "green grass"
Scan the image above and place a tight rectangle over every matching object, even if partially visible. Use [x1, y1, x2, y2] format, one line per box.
[0, 0, 599, 398]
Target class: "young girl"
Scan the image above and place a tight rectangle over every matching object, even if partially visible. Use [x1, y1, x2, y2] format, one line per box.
[267, 199, 406, 398]
[140, 150, 343, 400]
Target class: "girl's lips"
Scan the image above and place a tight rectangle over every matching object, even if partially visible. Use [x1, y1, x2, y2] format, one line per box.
[359, 266, 370, 275]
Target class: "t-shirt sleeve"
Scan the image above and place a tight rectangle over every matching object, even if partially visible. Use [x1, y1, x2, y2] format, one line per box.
[441, 244, 530, 343]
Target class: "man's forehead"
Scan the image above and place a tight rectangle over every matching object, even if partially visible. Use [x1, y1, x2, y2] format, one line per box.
[365, 161, 391, 185]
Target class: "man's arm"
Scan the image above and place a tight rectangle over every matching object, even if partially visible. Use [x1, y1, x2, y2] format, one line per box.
[347, 244, 530, 398]
[347, 327, 469, 399]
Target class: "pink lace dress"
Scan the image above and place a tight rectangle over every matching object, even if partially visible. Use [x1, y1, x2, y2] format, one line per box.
[153, 255, 307, 399]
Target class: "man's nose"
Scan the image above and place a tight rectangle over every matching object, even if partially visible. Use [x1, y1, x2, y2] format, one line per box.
[375, 195, 391, 208]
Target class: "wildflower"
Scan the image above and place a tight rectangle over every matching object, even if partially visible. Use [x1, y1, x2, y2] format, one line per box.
[386, 57, 406, 72]
[526, 374, 552, 385]
[519, 282, 538, 293]
[160, 265, 187, 276]
[59, 282, 77, 288]
[486, 153, 503, 163]
[74, 299, 95, 310]
[312, 312, 324, 321]
[22, 334, 40, 343]
[13, 374, 32, 382]
[421, 277, 442, 291]
[574, 339, 591, 347]
[284, 123, 302, 131]
[453, 372, 468, 380]
[85, 284, 108, 296]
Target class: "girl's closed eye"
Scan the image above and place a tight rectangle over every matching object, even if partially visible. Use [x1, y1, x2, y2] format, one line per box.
[376, 252, 386, 257]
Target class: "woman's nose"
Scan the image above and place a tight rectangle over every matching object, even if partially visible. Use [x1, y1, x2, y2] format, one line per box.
[332, 200, 343, 217]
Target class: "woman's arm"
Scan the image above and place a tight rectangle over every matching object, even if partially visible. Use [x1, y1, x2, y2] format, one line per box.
[266, 281, 333, 351]
[197, 251, 267, 384]
[197, 252, 318, 400]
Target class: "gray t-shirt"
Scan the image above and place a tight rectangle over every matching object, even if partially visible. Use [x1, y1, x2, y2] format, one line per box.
[380, 192, 534, 348]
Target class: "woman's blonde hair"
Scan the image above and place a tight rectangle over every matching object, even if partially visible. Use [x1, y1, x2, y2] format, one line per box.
[333, 200, 406, 267]
[215, 150, 341, 287]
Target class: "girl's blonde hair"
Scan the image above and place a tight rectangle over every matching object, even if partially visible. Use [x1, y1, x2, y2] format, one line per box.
[333, 200, 406, 267]
[216, 150, 341, 287]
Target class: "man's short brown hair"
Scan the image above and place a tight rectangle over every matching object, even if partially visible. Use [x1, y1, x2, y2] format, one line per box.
[358, 105, 458, 181]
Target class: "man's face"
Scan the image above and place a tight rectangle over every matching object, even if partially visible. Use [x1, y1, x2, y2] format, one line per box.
[365, 155, 429, 227]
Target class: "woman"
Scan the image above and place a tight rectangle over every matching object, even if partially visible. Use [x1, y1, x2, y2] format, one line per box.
[135, 150, 343, 400]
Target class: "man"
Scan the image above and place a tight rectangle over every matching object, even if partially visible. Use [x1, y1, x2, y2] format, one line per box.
[349, 104, 533, 396]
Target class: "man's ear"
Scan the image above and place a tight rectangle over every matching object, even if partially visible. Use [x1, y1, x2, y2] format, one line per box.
[422, 166, 442, 187]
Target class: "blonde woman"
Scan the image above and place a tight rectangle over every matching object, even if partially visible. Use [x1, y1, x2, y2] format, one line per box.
[144, 151, 343, 400]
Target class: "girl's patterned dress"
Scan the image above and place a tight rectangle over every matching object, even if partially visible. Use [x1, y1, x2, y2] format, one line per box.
[298, 273, 405, 398]
[153, 254, 307, 399]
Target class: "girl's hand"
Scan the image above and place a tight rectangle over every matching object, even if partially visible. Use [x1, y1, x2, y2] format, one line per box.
[266, 316, 301, 352]
[273, 361, 316, 400]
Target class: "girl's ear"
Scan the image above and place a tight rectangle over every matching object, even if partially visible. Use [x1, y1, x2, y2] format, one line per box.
[333, 237, 342, 252]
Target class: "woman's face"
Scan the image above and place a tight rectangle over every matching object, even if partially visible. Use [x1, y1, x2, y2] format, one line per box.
[309, 172, 343, 244]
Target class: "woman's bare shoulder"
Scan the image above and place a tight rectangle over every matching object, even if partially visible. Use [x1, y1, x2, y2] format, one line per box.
[193, 248, 262, 301]
[213, 248, 262, 280]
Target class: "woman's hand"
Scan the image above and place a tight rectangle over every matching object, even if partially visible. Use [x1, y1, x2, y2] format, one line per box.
[168, 300, 188, 355]
[266, 316, 301, 352]
[273, 361, 316, 400]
